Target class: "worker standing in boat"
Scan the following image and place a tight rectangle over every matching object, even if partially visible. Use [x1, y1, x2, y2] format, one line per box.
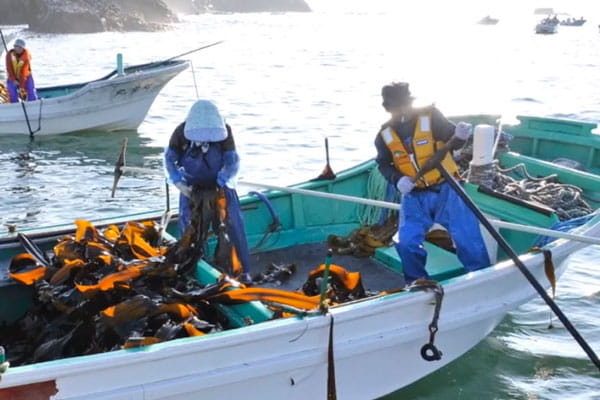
[164, 99, 252, 284]
[374, 82, 490, 284]
[5, 38, 37, 103]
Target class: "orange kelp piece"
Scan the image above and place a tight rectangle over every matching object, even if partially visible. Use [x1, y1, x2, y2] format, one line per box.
[123, 337, 162, 349]
[183, 322, 207, 337]
[156, 303, 198, 320]
[74, 220, 99, 242]
[86, 241, 113, 261]
[210, 287, 321, 310]
[310, 264, 362, 291]
[119, 222, 161, 259]
[53, 239, 83, 264]
[230, 247, 243, 277]
[102, 224, 121, 243]
[100, 295, 157, 327]
[9, 253, 47, 285]
[217, 189, 243, 276]
[50, 258, 86, 285]
[75, 262, 147, 293]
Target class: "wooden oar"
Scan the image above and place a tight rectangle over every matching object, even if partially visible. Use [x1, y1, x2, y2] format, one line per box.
[237, 180, 600, 246]
[111, 140, 172, 242]
[312, 137, 336, 181]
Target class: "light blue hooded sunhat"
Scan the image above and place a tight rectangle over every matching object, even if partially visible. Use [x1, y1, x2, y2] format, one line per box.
[183, 100, 227, 142]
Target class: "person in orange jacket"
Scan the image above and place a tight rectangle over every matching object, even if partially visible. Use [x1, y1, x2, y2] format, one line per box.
[5, 38, 37, 103]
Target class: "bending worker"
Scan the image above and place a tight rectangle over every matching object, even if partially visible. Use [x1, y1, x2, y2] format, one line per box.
[374, 82, 490, 284]
[164, 99, 252, 284]
[5, 38, 37, 103]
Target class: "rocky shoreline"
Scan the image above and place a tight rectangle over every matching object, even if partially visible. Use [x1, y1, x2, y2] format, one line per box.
[0, 0, 311, 33]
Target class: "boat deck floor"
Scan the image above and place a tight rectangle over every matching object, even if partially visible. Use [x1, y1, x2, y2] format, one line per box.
[246, 242, 406, 292]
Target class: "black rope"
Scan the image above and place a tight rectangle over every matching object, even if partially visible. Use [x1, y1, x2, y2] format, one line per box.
[409, 280, 444, 361]
[327, 314, 337, 400]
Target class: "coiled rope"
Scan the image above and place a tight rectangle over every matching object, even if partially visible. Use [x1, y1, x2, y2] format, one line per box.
[469, 162, 593, 221]
[357, 167, 399, 226]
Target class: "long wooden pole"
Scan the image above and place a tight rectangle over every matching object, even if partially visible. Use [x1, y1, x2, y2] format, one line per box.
[111, 165, 600, 245]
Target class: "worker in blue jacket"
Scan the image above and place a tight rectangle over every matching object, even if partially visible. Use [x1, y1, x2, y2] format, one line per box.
[374, 82, 490, 284]
[164, 99, 252, 283]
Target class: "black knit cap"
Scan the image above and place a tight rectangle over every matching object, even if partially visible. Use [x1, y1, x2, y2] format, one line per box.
[381, 82, 413, 110]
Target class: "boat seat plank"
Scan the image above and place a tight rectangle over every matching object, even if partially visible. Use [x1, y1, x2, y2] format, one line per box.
[374, 243, 465, 282]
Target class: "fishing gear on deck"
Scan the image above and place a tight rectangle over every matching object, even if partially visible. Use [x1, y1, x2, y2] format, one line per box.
[326, 215, 397, 257]
[251, 263, 296, 285]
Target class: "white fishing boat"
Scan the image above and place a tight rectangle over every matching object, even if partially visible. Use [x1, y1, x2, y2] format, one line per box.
[1, 122, 599, 398]
[0, 59, 189, 136]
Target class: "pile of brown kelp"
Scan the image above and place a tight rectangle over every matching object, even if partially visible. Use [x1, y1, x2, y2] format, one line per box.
[1, 219, 368, 366]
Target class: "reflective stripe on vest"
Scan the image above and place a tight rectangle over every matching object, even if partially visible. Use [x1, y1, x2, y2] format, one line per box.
[380, 114, 458, 188]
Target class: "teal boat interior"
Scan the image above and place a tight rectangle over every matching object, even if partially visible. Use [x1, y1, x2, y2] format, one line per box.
[451, 115, 600, 173]
[1, 147, 600, 365]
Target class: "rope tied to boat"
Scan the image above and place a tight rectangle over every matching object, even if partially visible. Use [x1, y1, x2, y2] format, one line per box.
[408, 279, 444, 361]
[248, 190, 281, 249]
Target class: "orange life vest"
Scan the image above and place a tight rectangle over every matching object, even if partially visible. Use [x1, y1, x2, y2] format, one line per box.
[6, 49, 32, 87]
[380, 112, 459, 188]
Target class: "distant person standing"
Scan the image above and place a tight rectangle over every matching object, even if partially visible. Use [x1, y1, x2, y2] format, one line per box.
[5, 38, 37, 103]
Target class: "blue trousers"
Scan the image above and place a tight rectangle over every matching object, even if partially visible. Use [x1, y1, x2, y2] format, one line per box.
[395, 181, 490, 283]
[178, 187, 251, 273]
[7, 77, 37, 103]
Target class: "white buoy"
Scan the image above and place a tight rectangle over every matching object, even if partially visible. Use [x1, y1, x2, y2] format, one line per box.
[467, 124, 496, 187]
[471, 124, 495, 166]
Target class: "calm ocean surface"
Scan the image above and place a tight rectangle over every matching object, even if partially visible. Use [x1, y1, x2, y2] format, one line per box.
[1, 2, 600, 398]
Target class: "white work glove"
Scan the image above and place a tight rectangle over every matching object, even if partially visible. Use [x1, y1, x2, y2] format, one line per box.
[454, 122, 473, 141]
[175, 182, 192, 198]
[396, 176, 415, 195]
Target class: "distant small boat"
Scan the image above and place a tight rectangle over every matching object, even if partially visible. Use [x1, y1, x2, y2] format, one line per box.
[0, 59, 189, 136]
[535, 17, 559, 34]
[560, 18, 586, 26]
[478, 15, 499, 25]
